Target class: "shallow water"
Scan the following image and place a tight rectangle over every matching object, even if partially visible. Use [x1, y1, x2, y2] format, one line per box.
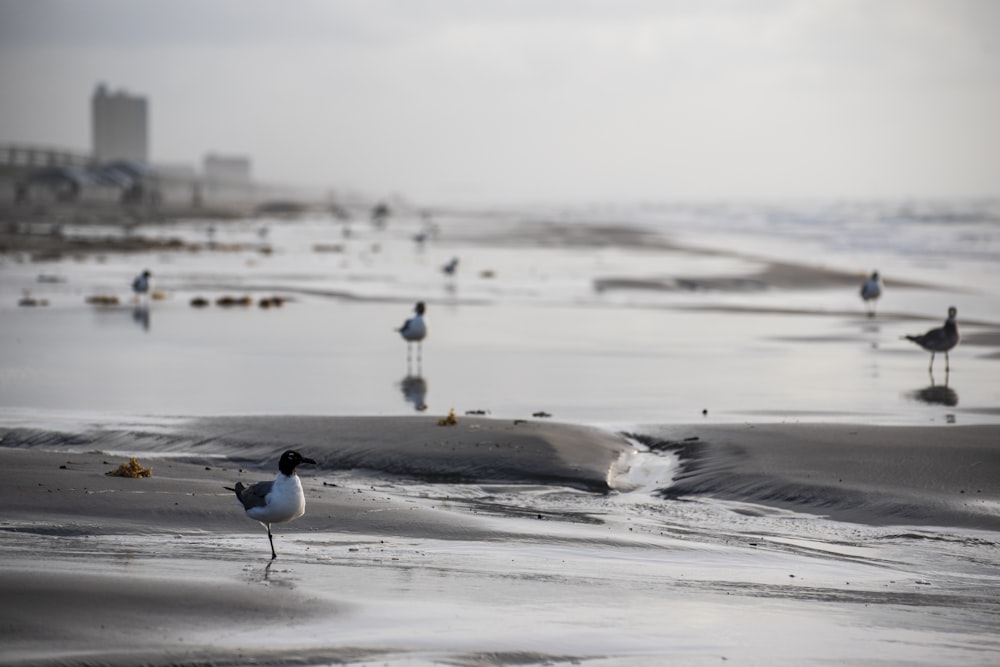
[2, 202, 999, 426]
[1, 296, 997, 426]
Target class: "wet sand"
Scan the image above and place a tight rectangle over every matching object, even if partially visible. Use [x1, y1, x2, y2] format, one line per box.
[0, 417, 633, 538]
[639, 422, 1000, 530]
[2, 417, 999, 666]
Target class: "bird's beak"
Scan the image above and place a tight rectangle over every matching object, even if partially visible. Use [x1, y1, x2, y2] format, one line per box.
[302, 457, 317, 465]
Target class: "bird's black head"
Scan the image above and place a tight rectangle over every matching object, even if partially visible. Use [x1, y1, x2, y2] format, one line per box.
[278, 450, 317, 475]
[872, 270, 879, 279]
[415, 301, 426, 315]
[947, 306, 957, 320]
[143, 269, 151, 278]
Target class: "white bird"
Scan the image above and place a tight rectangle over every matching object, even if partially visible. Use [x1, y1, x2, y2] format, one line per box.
[903, 306, 960, 373]
[226, 450, 316, 560]
[860, 271, 882, 317]
[398, 301, 427, 362]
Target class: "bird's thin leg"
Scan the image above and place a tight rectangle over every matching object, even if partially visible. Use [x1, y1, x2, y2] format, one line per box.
[267, 524, 277, 560]
[928, 352, 935, 373]
[945, 352, 950, 372]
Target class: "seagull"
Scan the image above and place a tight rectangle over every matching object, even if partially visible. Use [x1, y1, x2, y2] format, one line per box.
[860, 271, 882, 317]
[132, 269, 151, 301]
[225, 450, 316, 560]
[398, 301, 427, 362]
[442, 257, 459, 276]
[903, 306, 960, 373]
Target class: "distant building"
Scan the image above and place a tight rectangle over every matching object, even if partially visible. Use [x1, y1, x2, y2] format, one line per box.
[204, 154, 251, 185]
[92, 84, 148, 163]
[203, 153, 253, 209]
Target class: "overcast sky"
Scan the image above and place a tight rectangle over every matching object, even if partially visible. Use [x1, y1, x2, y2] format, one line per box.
[1, 0, 998, 204]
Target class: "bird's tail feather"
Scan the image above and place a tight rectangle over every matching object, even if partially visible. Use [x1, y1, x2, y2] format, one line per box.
[223, 482, 246, 497]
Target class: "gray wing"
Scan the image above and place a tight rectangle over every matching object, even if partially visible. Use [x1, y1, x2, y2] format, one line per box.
[234, 480, 273, 510]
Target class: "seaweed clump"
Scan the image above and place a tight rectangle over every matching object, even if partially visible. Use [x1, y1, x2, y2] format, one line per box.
[437, 409, 458, 426]
[106, 457, 152, 478]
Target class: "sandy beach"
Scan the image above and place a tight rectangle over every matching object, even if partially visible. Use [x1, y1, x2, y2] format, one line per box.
[1, 416, 999, 666]
[2, 206, 1000, 665]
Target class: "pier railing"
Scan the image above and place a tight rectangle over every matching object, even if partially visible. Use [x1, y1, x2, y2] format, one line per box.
[0, 144, 93, 168]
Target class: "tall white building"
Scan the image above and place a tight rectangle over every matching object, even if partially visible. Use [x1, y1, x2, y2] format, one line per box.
[92, 84, 148, 163]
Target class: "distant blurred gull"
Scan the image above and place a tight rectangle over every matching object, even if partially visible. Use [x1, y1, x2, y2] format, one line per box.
[398, 301, 427, 362]
[442, 257, 459, 276]
[226, 450, 315, 560]
[903, 306, 960, 373]
[131, 269, 151, 301]
[860, 271, 882, 316]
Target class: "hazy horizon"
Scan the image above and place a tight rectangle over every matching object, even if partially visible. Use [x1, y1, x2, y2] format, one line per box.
[2, 0, 998, 205]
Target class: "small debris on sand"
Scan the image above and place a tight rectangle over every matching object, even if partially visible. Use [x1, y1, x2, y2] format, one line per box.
[258, 296, 286, 308]
[106, 457, 152, 478]
[216, 295, 252, 307]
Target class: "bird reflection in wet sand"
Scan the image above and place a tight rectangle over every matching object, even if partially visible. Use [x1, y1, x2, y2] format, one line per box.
[908, 374, 958, 407]
[399, 373, 428, 411]
[132, 304, 150, 331]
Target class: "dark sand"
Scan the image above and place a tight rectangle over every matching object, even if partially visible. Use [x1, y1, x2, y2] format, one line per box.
[0, 417, 632, 540]
[639, 422, 1000, 531]
[2, 417, 999, 666]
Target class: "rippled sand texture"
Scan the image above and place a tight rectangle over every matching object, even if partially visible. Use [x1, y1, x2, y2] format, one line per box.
[2, 417, 1000, 666]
